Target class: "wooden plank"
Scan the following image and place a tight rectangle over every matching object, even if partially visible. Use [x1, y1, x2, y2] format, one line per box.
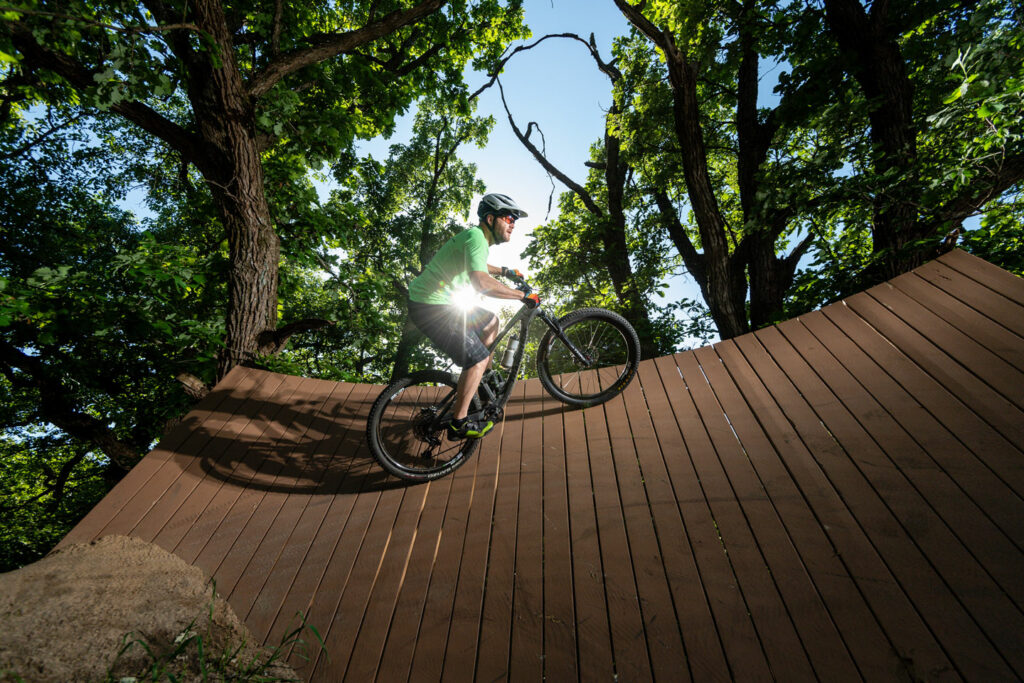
[57, 366, 255, 548]
[413, 399, 509, 682]
[583, 372, 654, 682]
[941, 250, 1024, 304]
[819, 302, 1024, 534]
[561, 382, 616, 681]
[842, 292, 1024, 464]
[866, 283, 1024, 411]
[894, 271, 1024, 369]
[259, 412, 380, 652]
[280, 451, 384, 679]
[631, 361, 732, 681]
[651, 354, 771, 680]
[465, 380, 527, 683]
[173, 373, 312, 573]
[429, 400, 506, 681]
[241, 381, 373, 642]
[152, 372, 299, 559]
[721, 337, 913, 680]
[602, 373, 689, 681]
[301, 483, 405, 680]
[102, 370, 294, 544]
[367, 466, 457, 682]
[199, 377, 348, 600]
[766, 319, 1017, 679]
[329, 479, 429, 681]
[790, 311, 1024, 671]
[509, 378, 547, 681]
[696, 343, 863, 681]
[225, 378, 360, 623]
[537, 381, 577, 683]
[138, 370, 301, 548]
[674, 349, 817, 680]
[915, 260, 1024, 338]
[348, 388, 497, 682]
[738, 327, 958, 678]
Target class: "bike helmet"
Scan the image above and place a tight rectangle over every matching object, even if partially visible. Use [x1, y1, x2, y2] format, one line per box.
[477, 193, 528, 219]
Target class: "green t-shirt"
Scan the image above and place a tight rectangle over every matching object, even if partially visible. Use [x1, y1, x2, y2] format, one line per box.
[408, 226, 490, 305]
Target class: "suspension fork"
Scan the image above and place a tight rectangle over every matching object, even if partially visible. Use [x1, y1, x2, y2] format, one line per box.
[538, 310, 592, 366]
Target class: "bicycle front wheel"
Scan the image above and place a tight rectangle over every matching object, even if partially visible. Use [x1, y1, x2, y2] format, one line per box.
[537, 307, 640, 408]
[366, 369, 480, 482]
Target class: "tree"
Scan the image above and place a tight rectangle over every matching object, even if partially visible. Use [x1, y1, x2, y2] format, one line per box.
[605, 0, 1024, 339]
[0, 115, 227, 568]
[496, 33, 677, 358]
[610, 0, 834, 338]
[820, 0, 1024, 278]
[2, 0, 527, 379]
[265, 94, 492, 383]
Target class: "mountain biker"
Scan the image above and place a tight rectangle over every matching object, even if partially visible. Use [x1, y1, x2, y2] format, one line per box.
[407, 192, 541, 440]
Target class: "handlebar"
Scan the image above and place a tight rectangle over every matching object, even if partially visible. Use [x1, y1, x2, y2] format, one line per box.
[502, 269, 533, 296]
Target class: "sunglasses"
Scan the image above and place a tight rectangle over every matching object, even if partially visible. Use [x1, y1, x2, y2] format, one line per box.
[499, 213, 518, 223]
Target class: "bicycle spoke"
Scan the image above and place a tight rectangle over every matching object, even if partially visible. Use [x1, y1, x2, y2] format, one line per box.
[538, 308, 640, 407]
[367, 370, 481, 481]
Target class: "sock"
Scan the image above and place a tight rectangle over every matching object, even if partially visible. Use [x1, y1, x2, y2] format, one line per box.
[452, 417, 467, 427]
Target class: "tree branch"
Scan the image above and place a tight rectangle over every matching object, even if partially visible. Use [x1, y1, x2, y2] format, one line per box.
[257, 318, 336, 355]
[0, 6, 201, 34]
[498, 79, 604, 217]
[922, 150, 1024, 235]
[0, 112, 87, 161]
[0, 341, 142, 469]
[471, 31, 620, 102]
[654, 190, 706, 285]
[249, 0, 446, 97]
[6, 23, 205, 164]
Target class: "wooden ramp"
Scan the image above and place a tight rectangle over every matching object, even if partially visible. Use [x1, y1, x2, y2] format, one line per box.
[61, 250, 1024, 681]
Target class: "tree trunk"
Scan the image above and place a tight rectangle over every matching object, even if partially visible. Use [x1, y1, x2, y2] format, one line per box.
[616, 0, 750, 340]
[183, 0, 281, 380]
[823, 0, 920, 278]
[604, 114, 657, 357]
[389, 320, 421, 383]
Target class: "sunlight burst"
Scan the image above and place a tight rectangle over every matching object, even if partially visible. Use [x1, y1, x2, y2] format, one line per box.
[450, 284, 480, 313]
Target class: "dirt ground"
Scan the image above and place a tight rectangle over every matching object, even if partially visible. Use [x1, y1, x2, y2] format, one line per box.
[0, 535, 299, 682]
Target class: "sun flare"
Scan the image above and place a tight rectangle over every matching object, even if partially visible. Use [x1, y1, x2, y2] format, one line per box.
[450, 284, 480, 313]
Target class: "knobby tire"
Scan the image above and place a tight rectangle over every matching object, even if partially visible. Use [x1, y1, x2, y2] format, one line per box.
[366, 369, 480, 482]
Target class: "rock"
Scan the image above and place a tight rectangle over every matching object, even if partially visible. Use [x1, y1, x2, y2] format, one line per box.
[0, 536, 298, 682]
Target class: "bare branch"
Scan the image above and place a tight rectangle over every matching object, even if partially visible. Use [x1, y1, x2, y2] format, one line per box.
[471, 31, 619, 102]
[498, 79, 604, 217]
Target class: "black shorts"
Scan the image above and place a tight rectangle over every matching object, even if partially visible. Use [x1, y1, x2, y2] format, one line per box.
[407, 299, 497, 368]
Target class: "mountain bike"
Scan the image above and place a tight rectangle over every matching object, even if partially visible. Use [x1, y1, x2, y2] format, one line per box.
[366, 274, 641, 482]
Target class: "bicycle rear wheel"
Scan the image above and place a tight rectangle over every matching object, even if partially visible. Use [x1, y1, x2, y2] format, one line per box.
[537, 307, 640, 407]
[366, 369, 481, 482]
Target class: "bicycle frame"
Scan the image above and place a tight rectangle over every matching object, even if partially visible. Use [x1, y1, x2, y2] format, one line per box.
[421, 283, 598, 435]
[475, 301, 594, 412]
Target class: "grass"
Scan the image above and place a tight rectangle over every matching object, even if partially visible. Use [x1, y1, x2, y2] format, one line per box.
[102, 583, 326, 683]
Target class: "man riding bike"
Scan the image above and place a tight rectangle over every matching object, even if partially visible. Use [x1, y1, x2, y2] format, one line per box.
[406, 193, 540, 440]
